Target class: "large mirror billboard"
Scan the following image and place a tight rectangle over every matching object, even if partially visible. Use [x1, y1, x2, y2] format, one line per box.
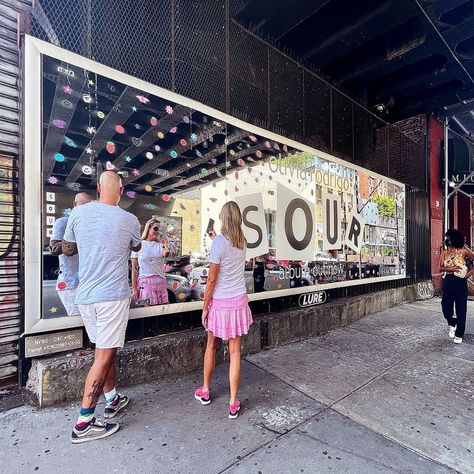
[39, 53, 405, 320]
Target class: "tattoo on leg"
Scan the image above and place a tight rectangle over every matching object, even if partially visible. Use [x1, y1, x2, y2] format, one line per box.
[87, 378, 105, 408]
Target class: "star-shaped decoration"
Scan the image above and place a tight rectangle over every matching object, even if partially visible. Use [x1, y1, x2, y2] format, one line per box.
[63, 85, 73, 94]
[50, 307, 57, 313]
[125, 156, 132, 163]
[86, 147, 93, 154]
[87, 126, 96, 134]
[132, 169, 140, 176]
[88, 79, 95, 86]
[135, 123, 141, 130]
[132, 106, 137, 112]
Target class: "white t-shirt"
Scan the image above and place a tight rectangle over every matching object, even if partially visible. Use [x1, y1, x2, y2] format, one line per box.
[131, 240, 166, 279]
[209, 235, 246, 299]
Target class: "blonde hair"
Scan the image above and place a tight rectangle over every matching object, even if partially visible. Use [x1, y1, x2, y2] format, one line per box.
[141, 218, 160, 240]
[220, 201, 245, 249]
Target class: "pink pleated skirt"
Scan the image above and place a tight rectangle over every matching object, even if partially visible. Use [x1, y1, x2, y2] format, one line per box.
[207, 293, 253, 341]
[138, 275, 169, 305]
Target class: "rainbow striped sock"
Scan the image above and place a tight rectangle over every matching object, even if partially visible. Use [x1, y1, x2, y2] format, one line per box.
[104, 387, 117, 404]
[75, 407, 95, 431]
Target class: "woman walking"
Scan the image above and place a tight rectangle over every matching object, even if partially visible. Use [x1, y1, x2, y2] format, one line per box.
[194, 201, 253, 418]
[131, 219, 170, 305]
[439, 228, 474, 344]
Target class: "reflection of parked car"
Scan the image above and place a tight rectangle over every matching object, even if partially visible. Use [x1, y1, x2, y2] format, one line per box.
[42, 249, 193, 317]
[190, 252, 209, 267]
[190, 263, 254, 300]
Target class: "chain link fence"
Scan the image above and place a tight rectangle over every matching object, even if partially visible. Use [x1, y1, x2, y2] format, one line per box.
[28, 0, 427, 194]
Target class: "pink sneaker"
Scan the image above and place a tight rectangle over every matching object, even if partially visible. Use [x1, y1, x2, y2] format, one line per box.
[229, 400, 241, 419]
[194, 387, 211, 405]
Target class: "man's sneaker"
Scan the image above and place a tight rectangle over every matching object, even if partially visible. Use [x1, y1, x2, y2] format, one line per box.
[229, 400, 241, 419]
[194, 386, 211, 405]
[453, 336, 462, 344]
[70, 418, 119, 444]
[449, 326, 456, 338]
[104, 394, 129, 419]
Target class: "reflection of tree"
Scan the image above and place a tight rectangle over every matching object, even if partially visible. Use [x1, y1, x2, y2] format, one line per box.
[278, 151, 314, 169]
[371, 194, 395, 217]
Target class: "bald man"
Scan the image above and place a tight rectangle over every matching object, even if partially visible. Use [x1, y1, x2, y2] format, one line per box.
[63, 172, 141, 443]
[50, 192, 93, 316]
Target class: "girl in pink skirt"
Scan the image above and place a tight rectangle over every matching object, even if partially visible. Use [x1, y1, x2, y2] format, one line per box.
[131, 218, 170, 305]
[194, 201, 253, 419]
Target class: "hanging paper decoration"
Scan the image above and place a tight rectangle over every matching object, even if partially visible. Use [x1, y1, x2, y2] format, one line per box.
[135, 124, 141, 130]
[210, 158, 217, 164]
[62, 100, 73, 109]
[229, 150, 235, 156]
[283, 144, 288, 152]
[119, 170, 129, 178]
[126, 191, 136, 199]
[203, 141, 208, 148]
[196, 150, 202, 158]
[50, 307, 58, 314]
[67, 182, 81, 191]
[146, 152, 154, 160]
[265, 141, 271, 148]
[201, 168, 209, 177]
[53, 119, 66, 129]
[183, 116, 190, 123]
[179, 179, 186, 186]
[107, 83, 116, 92]
[247, 157, 254, 162]
[180, 203, 186, 210]
[191, 133, 198, 142]
[83, 94, 92, 103]
[180, 139, 187, 146]
[88, 79, 95, 86]
[249, 135, 257, 142]
[97, 111, 105, 119]
[170, 150, 178, 158]
[224, 138, 230, 145]
[115, 125, 125, 134]
[274, 143, 280, 151]
[170, 127, 177, 133]
[82, 165, 92, 175]
[106, 142, 116, 154]
[157, 132, 165, 139]
[209, 136, 214, 143]
[202, 115, 208, 123]
[87, 126, 96, 134]
[63, 86, 73, 94]
[106, 161, 115, 170]
[165, 105, 174, 114]
[216, 171, 222, 178]
[136, 95, 149, 104]
[256, 151, 263, 158]
[237, 159, 244, 166]
[86, 147, 93, 154]
[132, 106, 137, 112]
[132, 169, 140, 176]
[125, 156, 132, 163]
[145, 184, 153, 192]
[145, 203, 156, 210]
[132, 137, 142, 147]
[162, 194, 170, 202]
[154, 145, 161, 152]
[186, 163, 192, 168]
[150, 116, 158, 126]
[64, 137, 76, 147]
[54, 153, 65, 162]
[48, 176, 58, 184]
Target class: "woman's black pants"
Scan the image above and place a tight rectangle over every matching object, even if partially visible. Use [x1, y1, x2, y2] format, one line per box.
[441, 275, 467, 338]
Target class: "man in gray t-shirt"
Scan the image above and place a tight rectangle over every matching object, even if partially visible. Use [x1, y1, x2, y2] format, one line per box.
[49, 192, 92, 316]
[63, 171, 141, 444]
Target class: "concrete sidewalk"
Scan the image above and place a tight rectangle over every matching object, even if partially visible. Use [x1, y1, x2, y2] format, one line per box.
[1, 298, 473, 474]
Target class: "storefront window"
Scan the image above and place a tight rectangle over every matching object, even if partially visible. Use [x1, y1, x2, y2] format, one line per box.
[26, 38, 405, 329]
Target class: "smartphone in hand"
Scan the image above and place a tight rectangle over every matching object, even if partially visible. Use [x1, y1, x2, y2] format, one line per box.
[206, 218, 215, 236]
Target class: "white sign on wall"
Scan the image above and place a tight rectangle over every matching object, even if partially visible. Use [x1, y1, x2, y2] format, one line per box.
[322, 192, 342, 251]
[276, 183, 315, 261]
[235, 193, 269, 259]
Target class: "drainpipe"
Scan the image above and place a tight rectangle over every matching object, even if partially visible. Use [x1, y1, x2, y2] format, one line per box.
[444, 117, 449, 234]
